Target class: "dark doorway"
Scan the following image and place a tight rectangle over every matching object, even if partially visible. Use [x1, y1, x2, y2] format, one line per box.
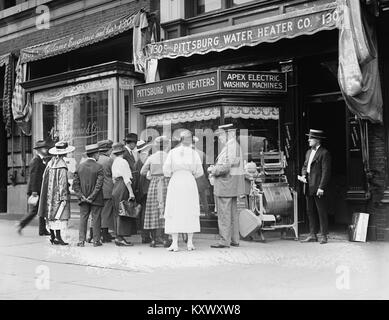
[305, 100, 348, 229]
[0, 66, 7, 212]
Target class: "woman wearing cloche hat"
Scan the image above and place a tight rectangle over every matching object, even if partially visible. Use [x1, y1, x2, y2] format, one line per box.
[38, 141, 75, 245]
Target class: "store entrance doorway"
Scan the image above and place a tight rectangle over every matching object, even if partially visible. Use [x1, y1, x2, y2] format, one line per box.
[304, 99, 348, 230]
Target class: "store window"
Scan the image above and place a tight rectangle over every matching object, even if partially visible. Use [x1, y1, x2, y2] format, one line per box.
[144, 105, 280, 213]
[33, 78, 117, 167]
[188, 0, 255, 17]
[41, 91, 109, 164]
[232, 0, 254, 6]
[196, 0, 222, 15]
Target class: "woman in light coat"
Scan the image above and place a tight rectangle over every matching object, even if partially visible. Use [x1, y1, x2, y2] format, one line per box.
[38, 141, 74, 245]
[163, 130, 204, 252]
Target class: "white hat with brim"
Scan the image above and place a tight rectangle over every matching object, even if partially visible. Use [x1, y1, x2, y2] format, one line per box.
[49, 141, 75, 155]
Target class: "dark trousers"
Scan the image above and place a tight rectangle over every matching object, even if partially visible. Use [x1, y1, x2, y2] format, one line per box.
[199, 189, 210, 215]
[79, 204, 102, 242]
[20, 201, 46, 234]
[306, 194, 329, 236]
[101, 199, 114, 230]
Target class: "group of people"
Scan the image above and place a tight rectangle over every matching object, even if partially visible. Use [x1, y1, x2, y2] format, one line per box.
[18, 124, 249, 251]
[17, 125, 331, 249]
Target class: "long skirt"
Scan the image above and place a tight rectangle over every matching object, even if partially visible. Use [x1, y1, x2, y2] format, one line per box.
[144, 176, 169, 230]
[164, 170, 201, 234]
[112, 178, 137, 237]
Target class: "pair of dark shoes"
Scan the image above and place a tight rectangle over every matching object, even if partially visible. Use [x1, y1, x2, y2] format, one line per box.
[50, 238, 68, 245]
[300, 235, 328, 244]
[211, 242, 240, 249]
[115, 238, 134, 246]
[39, 229, 51, 236]
[142, 238, 152, 244]
[77, 240, 103, 247]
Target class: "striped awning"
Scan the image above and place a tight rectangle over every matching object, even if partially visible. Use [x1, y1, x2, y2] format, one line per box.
[19, 10, 141, 64]
[146, 1, 339, 60]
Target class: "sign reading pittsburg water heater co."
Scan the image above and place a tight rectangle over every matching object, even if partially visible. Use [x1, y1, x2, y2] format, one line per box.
[134, 70, 286, 104]
[220, 70, 286, 92]
[147, 3, 338, 60]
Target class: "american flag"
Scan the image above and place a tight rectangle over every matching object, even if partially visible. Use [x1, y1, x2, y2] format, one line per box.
[11, 57, 32, 135]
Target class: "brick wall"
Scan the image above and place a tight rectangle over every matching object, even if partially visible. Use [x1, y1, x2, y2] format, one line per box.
[367, 110, 389, 241]
[1, 0, 158, 213]
[0, 0, 153, 56]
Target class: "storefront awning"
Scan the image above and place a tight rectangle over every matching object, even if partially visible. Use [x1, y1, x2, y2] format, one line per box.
[147, 2, 338, 60]
[145, 106, 279, 127]
[19, 11, 140, 64]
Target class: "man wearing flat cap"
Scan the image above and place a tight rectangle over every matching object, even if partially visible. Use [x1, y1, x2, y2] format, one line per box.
[300, 129, 331, 244]
[17, 140, 51, 236]
[73, 144, 105, 247]
[123, 133, 140, 199]
[97, 140, 115, 243]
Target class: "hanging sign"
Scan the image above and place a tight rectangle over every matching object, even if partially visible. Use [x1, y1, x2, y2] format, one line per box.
[220, 70, 286, 92]
[134, 70, 286, 104]
[147, 2, 338, 60]
[134, 71, 218, 103]
[20, 11, 139, 63]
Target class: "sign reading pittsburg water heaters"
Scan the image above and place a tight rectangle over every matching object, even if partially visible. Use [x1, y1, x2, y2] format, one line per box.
[134, 71, 218, 104]
[134, 70, 286, 104]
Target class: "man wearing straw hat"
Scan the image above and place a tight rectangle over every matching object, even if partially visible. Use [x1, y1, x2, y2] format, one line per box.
[17, 140, 51, 236]
[73, 144, 104, 247]
[300, 129, 331, 244]
[209, 124, 245, 249]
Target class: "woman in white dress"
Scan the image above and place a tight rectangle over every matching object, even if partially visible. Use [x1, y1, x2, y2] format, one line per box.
[163, 130, 204, 252]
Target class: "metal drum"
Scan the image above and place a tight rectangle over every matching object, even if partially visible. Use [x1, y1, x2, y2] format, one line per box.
[261, 182, 293, 216]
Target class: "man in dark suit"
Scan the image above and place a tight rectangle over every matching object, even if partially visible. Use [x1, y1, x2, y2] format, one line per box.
[73, 144, 104, 247]
[300, 129, 331, 244]
[97, 139, 114, 243]
[123, 133, 139, 200]
[17, 140, 50, 236]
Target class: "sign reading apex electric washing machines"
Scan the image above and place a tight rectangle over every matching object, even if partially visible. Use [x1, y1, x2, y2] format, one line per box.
[219, 70, 286, 92]
[134, 70, 286, 104]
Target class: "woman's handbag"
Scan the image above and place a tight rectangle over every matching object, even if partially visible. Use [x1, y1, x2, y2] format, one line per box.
[118, 199, 142, 219]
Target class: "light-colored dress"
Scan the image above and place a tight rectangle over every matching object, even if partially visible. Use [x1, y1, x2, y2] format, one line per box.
[163, 145, 204, 234]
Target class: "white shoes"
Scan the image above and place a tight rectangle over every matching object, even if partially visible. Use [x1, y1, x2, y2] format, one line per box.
[167, 245, 178, 252]
[187, 244, 195, 251]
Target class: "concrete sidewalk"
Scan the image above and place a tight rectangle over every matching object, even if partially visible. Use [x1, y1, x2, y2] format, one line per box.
[1, 216, 388, 299]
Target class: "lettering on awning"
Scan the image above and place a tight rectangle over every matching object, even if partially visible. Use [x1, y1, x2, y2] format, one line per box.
[147, 2, 338, 60]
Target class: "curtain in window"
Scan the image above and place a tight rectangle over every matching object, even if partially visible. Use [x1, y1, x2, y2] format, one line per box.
[146, 107, 221, 127]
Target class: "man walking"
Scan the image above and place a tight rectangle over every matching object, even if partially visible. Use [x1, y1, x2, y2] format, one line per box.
[209, 124, 245, 248]
[73, 144, 104, 247]
[97, 140, 115, 243]
[300, 129, 331, 244]
[17, 140, 50, 236]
